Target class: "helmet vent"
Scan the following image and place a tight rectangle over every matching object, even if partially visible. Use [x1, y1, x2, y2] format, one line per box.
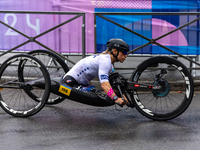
[114, 44, 120, 47]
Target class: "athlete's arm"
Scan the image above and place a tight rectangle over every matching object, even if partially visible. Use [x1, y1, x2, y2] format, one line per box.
[101, 81, 113, 97]
[98, 55, 127, 105]
[101, 81, 127, 105]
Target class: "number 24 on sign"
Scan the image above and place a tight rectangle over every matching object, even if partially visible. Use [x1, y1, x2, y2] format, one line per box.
[4, 13, 40, 36]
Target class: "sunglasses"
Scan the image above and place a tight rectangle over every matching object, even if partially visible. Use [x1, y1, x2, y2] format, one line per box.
[121, 50, 127, 55]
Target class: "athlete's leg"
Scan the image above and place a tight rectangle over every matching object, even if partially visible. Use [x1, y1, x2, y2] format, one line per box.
[62, 75, 78, 87]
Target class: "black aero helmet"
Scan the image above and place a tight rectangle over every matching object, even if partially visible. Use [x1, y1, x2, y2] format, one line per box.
[107, 38, 129, 54]
[106, 38, 129, 61]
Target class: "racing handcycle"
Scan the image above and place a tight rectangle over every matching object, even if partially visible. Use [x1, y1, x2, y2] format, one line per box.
[0, 49, 194, 121]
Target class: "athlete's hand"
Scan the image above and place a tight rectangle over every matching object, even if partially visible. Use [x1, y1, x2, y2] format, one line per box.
[115, 97, 127, 106]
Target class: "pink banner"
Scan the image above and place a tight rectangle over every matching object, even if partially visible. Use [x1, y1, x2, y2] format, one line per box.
[0, 0, 152, 53]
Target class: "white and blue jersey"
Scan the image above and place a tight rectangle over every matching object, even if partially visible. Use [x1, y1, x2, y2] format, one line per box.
[63, 54, 114, 85]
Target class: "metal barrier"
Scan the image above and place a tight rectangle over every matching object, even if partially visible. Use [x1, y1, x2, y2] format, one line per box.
[0, 10, 86, 65]
[94, 12, 200, 67]
[1, 11, 200, 72]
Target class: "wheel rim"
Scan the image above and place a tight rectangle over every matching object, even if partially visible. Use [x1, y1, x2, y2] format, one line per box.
[0, 55, 50, 117]
[130, 57, 193, 120]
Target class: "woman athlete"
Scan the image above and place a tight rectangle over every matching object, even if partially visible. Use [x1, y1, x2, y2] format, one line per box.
[62, 38, 129, 106]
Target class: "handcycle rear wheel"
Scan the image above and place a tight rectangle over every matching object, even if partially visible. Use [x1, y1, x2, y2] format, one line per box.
[0, 54, 51, 117]
[27, 49, 69, 105]
[130, 56, 194, 121]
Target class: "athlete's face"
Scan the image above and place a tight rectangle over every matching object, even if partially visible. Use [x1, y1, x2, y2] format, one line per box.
[117, 51, 127, 63]
[112, 49, 127, 63]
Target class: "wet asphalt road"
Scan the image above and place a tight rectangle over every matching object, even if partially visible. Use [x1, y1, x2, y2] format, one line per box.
[0, 92, 200, 150]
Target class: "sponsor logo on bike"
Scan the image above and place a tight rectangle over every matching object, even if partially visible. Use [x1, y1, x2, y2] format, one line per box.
[134, 91, 154, 116]
[58, 84, 71, 96]
[172, 64, 190, 99]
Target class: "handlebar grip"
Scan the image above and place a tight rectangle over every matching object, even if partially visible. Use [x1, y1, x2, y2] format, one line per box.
[122, 98, 127, 103]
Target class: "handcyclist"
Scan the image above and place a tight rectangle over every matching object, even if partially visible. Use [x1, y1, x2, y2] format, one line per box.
[62, 38, 129, 106]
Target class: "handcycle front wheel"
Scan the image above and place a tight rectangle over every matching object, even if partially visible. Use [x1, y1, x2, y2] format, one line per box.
[27, 49, 69, 105]
[130, 56, 194, 121]
[0, 54, 51, 117]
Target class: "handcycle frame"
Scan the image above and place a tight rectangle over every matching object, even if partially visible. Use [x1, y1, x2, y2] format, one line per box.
[0, 50, 194, 121]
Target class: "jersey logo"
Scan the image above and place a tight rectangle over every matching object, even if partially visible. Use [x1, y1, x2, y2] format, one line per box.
[58, 84, 71, 96]
[100, 75, 108, 80]
[93, 54, 99, 58]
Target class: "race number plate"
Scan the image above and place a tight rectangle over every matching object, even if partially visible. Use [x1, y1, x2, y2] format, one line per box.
[58, 84, 71, 96]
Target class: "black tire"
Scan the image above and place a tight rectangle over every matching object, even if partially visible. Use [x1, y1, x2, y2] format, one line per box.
[0, 54, 51, 117]
[27, 49, 69, 105]
[130, 56, 194, 121]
